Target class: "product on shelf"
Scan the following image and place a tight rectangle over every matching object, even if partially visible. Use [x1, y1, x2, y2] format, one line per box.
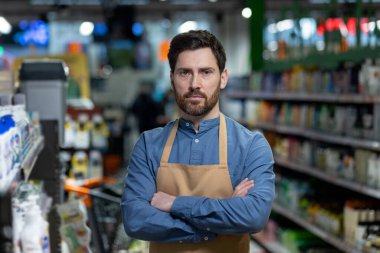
[90, 114, 109, 150]
[88, 150, 103, 179]
[12, 182, 51, 253]
[57, 199, 92, 253]
[74, 113, 91, 150]
[63, 114, 76, 148]
[344, 200, 380, 251]
[71, 151, 89, 180]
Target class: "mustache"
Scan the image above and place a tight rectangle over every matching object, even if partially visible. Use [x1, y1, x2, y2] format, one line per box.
[184, 90, 206, 98]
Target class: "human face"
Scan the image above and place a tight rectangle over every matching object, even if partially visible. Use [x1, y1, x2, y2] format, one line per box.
[170, 48, 228, 119]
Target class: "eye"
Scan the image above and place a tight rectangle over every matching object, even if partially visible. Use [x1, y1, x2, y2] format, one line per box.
[178, 70, 191, 77]
[201, 69, 214, 76]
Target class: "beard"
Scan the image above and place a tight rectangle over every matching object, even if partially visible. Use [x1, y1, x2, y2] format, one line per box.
[173, 82, 221, 117]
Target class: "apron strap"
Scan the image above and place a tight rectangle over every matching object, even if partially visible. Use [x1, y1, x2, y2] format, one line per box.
[160, 120, 179, 163]
[219, 113, 227, 166]
[160, 114, 228, 165]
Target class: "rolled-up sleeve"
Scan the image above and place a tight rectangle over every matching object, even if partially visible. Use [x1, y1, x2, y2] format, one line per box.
[170, 133, 275, 234]
[121, 133, 217, 243]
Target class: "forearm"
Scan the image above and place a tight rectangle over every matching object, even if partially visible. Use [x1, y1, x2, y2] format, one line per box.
[170, 160, 275, 234]
[121, 198, 215, 243]
[171, 193, 273, 234]
[122, 134, 216, 243]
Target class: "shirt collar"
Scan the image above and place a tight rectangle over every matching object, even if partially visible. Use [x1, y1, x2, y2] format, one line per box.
[178, 116, 220, 133]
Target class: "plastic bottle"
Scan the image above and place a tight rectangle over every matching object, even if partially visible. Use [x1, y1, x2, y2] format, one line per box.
[74, 114, 90, 149]
[0, 95, 17, 191]
[20, 203, 50, 253]
[89, 150, 103, 179]
[12, 94, 30, 161]
[63, 114, 75, 148]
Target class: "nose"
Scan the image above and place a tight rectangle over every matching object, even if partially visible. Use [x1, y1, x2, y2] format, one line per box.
[190, 73, 201, 90]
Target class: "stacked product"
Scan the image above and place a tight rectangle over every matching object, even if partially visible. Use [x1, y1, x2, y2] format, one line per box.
[57, 199, 92, 253]
[253, 59, 380, 96]
[61, 112, 109, 180]
[0, 94, 42, 192]
[269, 134, 380, 189]
[12, 182, 51, 253]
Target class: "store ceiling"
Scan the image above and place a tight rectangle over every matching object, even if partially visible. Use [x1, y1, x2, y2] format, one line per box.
[1, 0, 379, 24]
[1, 0, 246, 23]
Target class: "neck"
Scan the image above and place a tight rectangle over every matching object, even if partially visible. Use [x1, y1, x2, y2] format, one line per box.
[180, 104, 220, 131]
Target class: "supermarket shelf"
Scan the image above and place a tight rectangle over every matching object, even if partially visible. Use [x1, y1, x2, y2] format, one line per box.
[22, 136, 45, 180]
[254, 122, 380, 152]
[227, 91, 380, 104]
[251, 234, 291, 253]
[275, 156, 380, 200]
[271, 203, 361, 253]
[0, 136, 44, 193]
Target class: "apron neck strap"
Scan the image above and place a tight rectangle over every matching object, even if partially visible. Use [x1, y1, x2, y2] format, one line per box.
[160, 113, 228, 165]
[219, 113, 227, 165]
[161, 120, 179, 163]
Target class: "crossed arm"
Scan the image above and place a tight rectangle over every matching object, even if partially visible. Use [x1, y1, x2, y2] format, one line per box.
[151, 178, 254, 212]
[121, 134, 274, 243]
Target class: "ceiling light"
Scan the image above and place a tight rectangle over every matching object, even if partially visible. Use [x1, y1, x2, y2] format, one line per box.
[178, 21, 198, 33]
[79, 21, 94, 36]
[276, 19, 294, 32]
[241, 7, 252, 19]
[0, 17, 12, 34]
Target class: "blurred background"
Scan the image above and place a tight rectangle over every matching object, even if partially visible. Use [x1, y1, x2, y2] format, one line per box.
[1, 0, 380, 253]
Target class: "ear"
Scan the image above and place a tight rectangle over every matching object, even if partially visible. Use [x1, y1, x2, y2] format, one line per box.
[220, 68, 228, 90]
[170, 72, 174, 90]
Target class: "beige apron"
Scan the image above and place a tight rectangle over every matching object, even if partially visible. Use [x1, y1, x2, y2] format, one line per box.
[150, 114, 250, 253]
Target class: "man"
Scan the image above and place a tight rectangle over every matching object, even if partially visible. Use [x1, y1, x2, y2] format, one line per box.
[121, 30, 275, 253]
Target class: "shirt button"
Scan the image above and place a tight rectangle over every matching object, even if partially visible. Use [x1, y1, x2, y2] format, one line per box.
[204, 236, 209, 241]
[206, 227, 210, 231]
[194, 139, 199, 143]
[179, 241, 183, 244]
[186, 123, 190, 127]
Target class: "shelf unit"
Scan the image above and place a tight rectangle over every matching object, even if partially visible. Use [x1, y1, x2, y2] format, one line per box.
[0, 137, 44, 194]
[0, 121, 63, 253]
[250, 234, 291, 253]
[227, 91, 380, 104]
[272, 203, 362, 253]
[0, 136, 45, 253]
[275, 156, 380, 199]
[253, 121, 380, 152]
[22, 136, 45, 180]
[228, 90, 380, 252]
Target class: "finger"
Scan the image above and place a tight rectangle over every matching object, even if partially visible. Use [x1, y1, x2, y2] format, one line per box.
[234, 181, 251, 195]
[234, 184, 251, 195]
[235, 178, 249, 191]
[234, 181, 254, 196]
[234, 188, 248, 197]
[239, 180, 254, 190]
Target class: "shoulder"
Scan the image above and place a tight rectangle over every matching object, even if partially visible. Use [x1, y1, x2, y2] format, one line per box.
[224, 115, 266, 144]
[137, 120, 176, 149]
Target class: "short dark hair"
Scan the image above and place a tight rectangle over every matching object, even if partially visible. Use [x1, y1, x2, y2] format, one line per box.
[168, 30, 226, 73]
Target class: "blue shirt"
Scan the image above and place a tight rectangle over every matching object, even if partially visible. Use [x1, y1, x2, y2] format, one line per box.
[121, 115, 275, 243]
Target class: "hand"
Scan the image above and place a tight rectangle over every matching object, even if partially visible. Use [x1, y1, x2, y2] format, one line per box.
[151, 191, 176, 212]
[232, 178, 254, 197]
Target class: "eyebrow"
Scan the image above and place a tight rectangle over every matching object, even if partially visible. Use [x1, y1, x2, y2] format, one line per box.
[175, 67, 215, 72]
